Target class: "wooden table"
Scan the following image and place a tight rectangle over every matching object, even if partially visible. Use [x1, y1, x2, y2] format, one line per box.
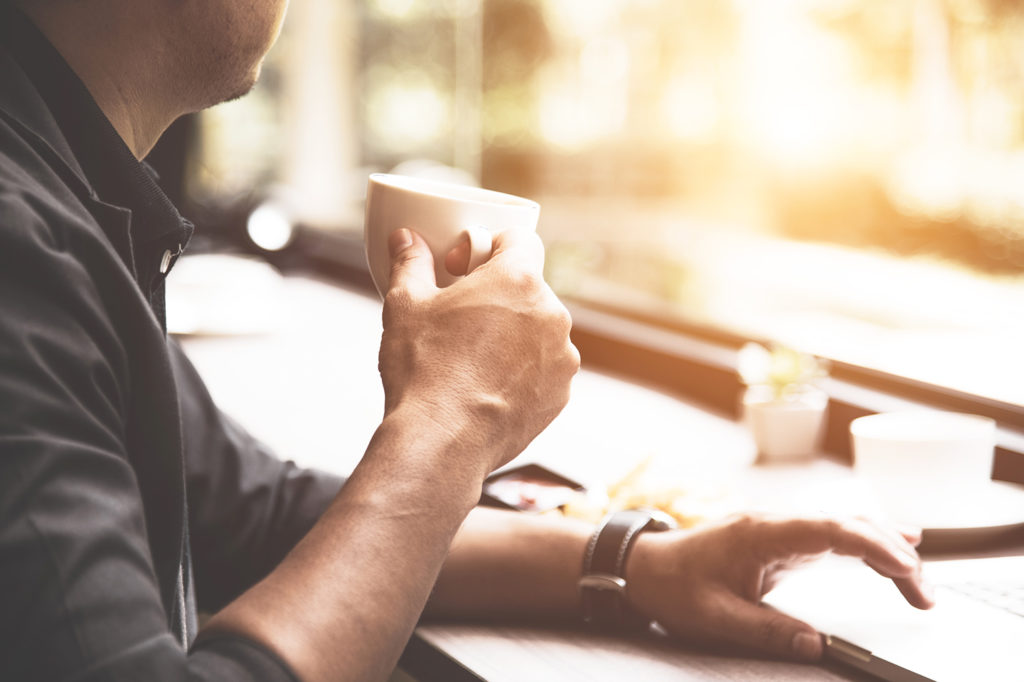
[172, 262, 893, 681]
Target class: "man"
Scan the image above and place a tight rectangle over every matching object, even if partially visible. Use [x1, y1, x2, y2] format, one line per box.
[0, 1, 933, 680]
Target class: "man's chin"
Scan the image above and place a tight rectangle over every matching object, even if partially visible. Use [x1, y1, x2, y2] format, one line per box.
[223, 68, 261, 105]
[222, 82, 257, 105]
[202, 61, 262, 110]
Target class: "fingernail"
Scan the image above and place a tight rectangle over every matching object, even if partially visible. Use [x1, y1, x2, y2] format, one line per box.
[792, 631, 822, 660]
[389, 228, 413, 257]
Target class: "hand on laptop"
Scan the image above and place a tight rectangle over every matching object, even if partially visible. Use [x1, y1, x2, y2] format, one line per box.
[625, 514, 935, 662]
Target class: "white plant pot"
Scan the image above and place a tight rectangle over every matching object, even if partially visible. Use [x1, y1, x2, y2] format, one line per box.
[743, 386, 828, 462]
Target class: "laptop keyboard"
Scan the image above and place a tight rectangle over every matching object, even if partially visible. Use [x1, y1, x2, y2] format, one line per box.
[943, 581, 1024, 618]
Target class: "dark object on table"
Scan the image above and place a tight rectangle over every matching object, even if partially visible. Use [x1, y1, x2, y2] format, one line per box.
[480, 464, 586, 513]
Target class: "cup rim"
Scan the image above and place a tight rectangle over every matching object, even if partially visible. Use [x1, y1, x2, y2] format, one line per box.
[368, 173, 540, 212]
[850, 410, 995, 442]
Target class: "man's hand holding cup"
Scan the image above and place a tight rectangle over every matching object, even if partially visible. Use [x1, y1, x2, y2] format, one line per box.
[367, 175, 579, 481]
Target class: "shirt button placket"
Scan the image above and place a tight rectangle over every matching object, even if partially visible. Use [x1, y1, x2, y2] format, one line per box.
[159, 243, 183, 275]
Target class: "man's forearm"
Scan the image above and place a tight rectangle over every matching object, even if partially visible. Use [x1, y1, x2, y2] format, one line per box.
[426, 506, 594, 622]
[200, 405, 487, 682]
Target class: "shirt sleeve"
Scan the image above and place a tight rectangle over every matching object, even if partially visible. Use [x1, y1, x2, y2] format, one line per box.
[170, 341, 346, 612]
[0, 194, 304, 681]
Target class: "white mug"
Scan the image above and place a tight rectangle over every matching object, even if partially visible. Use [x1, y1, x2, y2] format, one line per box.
[850, 411, 996, 526]
[363, 173, 541, 297]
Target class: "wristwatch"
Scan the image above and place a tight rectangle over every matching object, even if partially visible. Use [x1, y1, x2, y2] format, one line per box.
[578, 508, 677, 630]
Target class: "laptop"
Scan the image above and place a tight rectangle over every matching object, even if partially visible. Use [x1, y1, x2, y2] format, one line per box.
[764, 547, 1024, 681]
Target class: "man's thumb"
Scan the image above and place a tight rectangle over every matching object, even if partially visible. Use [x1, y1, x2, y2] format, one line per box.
[388, 228, 437, 293]
[718, 599, 823, 662]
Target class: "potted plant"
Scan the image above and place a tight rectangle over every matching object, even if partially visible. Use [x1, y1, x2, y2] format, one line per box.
[738, 343, 829, 463]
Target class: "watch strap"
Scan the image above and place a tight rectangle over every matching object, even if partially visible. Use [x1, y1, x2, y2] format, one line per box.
[579, 509, 674, 630]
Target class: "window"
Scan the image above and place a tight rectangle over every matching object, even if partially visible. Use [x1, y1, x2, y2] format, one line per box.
[190, 0, 1024, 408]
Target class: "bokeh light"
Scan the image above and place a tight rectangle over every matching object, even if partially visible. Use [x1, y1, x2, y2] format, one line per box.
[364, 68, 450, 152]
[194, 0, 1024, 405]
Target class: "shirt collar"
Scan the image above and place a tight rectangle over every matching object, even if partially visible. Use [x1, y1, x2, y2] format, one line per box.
[0, 5, 192, 262]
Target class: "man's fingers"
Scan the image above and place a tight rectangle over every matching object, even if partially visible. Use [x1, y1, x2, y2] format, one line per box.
[892, 574, 935, 609]
[861, 559, 935, 610]
[709, 595, 823, 662]
[444, 235, 473, 277]
[758, 517, 919, 578]
[862, 550, 935, 609]
[825, 518, 922, 578]
[388, 228, 437, 295]
[859, 517, 922, 562]
[757, 517, 935, 610]
[897, 523, 923, 547]
[489, 228, 545, 274]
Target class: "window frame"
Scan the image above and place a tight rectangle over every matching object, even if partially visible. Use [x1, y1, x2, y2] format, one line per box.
[270, 227, 1024, 486]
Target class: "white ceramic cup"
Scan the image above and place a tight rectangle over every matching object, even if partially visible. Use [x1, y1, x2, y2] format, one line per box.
[850, 411, 996, 526]
[364, 173, 541, 297]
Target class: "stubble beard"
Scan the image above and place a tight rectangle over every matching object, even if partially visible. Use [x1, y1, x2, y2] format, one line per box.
[177, 23, 269, 112]
[221, 64, 261, 105]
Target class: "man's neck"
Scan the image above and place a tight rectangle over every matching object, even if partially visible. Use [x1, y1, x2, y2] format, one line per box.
[19, 3, 178, 159]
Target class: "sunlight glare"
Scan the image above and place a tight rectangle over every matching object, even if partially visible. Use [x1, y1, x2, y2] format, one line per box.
[541, 0, 621, 38]
[662, 77, 720, 143]
[366, 74, 448, 151]
[734, 4, 859, 170]
[371, 0, 420, 20]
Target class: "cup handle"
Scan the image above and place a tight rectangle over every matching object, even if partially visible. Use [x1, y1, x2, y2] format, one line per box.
[463, 225, 493, 275]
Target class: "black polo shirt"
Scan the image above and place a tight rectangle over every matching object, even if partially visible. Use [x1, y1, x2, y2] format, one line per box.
[0, 7, 343, 680]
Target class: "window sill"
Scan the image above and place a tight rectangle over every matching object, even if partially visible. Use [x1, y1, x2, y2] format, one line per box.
[566, 301, 1024, 485]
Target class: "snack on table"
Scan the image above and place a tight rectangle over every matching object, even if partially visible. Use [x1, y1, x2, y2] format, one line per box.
[560, 455, 741, 528]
